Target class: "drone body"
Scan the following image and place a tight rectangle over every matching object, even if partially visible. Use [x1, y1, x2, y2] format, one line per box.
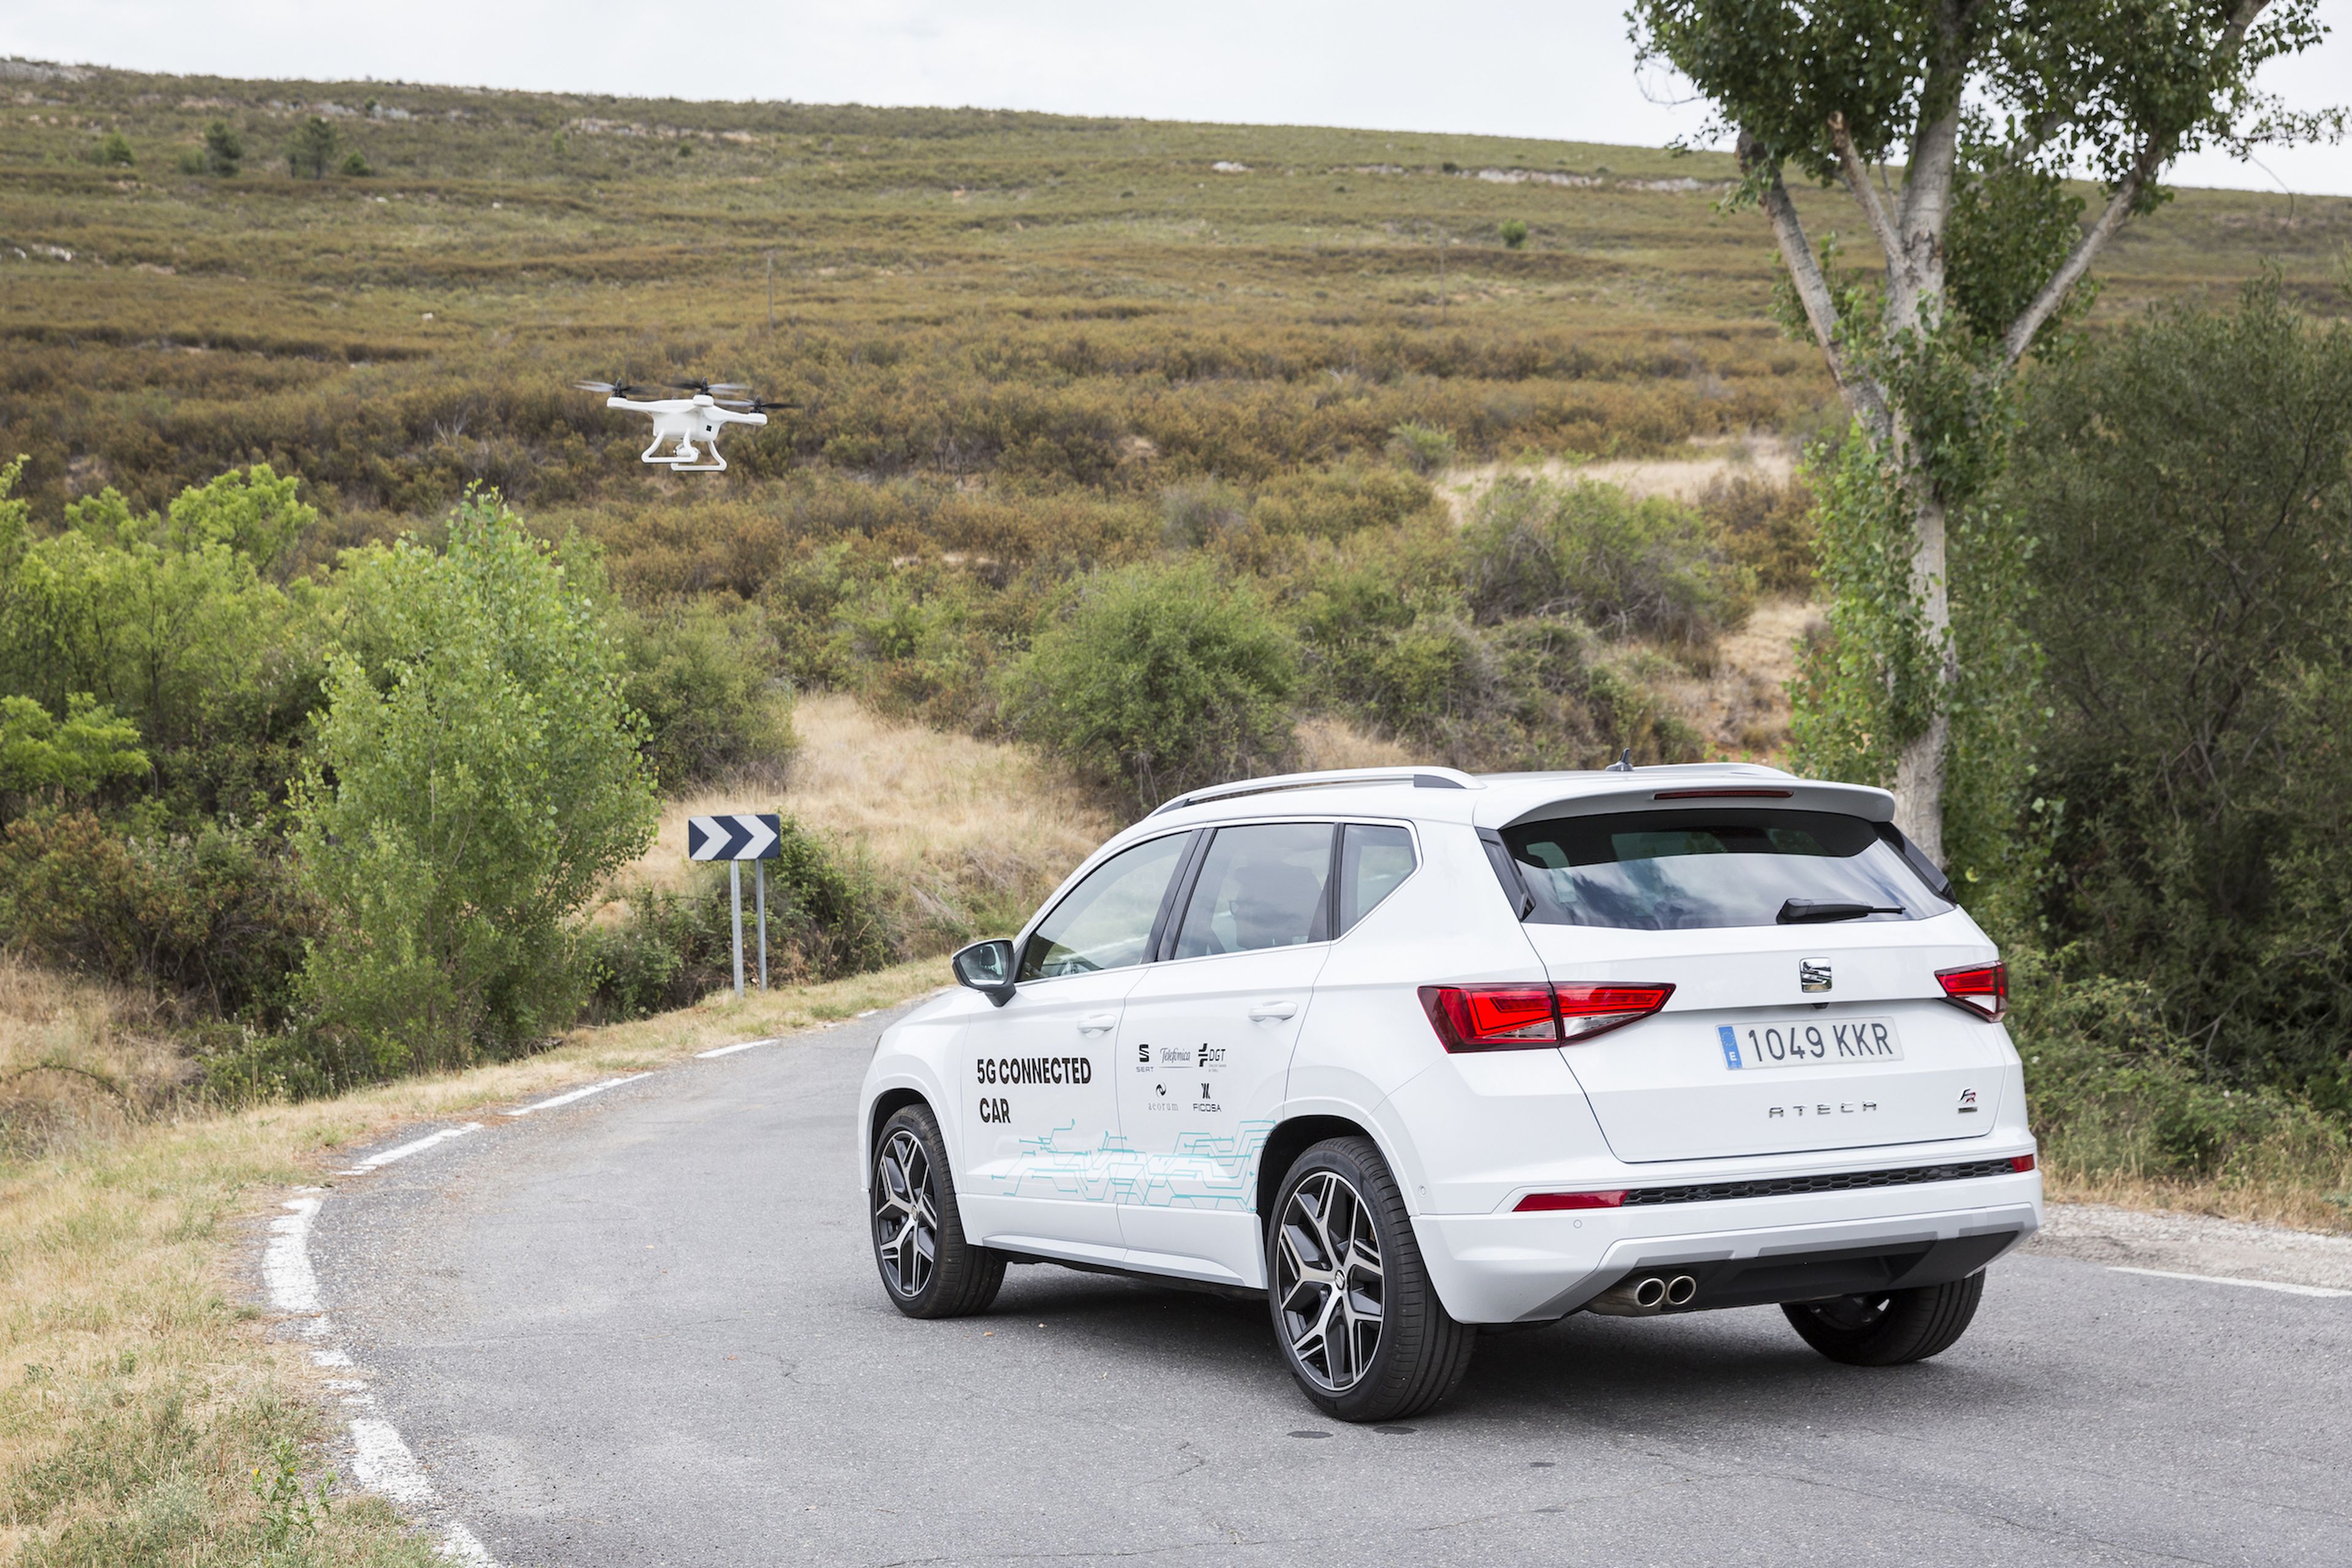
[576, 379, 790, 472]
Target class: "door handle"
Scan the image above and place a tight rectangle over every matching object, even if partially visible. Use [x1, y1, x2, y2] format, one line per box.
[1077, 1013, 1119, 1035]
[1248, 1000, 1299, 1022]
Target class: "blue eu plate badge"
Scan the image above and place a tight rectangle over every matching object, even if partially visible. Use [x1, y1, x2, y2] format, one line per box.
[1718, 1025, 1743, 1069]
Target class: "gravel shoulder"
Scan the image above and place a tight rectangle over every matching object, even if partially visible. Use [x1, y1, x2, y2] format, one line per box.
[2026, 1200, 2352, 1291]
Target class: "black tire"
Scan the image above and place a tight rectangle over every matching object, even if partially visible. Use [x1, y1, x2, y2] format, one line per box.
[1265, 1136, 1475, 1422]
[1781, 1270, 1986, 1366]
[871, 1103, 1005, 1319]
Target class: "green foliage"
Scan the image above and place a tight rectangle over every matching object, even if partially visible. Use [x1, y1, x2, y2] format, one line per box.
[293, 491, 657, 1074]
[2010, 281, 2352, 1101]
[284, 116, 337, 180]
[1384, 422, 1457, 476]
[616, 602, 793, 788]
[201, 120, 243, 177]
[1001, 559, 1298, 810]
[339, 150, 374, 178]
[250, 1434, 332, 1549]
[1697, 472, 1815, 594]
[1498, 218, 1529, 249]
[590, 824, 895, 1019]
[1459, 477, 1754, 649]
[0, 695, 148, 807]
[94, 130, 134, 168]
[0, 808, 318, 1024]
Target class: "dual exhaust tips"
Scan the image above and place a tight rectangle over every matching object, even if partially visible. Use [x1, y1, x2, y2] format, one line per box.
[1588, 1272, 1699, 1317]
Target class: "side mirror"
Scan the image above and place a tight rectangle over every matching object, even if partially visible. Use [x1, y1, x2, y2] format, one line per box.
[951, 938, 1018, 1008]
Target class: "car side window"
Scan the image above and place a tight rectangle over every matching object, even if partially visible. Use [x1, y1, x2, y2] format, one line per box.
[1171, 823, 1336, 960]
[1336, 823, 1416, 935]
[1019, 832, 1190, 982]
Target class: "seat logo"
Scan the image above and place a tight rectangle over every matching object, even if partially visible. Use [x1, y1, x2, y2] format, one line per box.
[1800, 958, 1832, 993]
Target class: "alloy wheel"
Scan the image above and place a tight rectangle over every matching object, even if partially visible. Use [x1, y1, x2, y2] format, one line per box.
[873, 1128, 940, 1298]
[1275, 1169, 1385, 1393]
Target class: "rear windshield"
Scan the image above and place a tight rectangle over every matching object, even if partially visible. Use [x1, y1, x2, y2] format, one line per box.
[1501, 809, 1954, 930]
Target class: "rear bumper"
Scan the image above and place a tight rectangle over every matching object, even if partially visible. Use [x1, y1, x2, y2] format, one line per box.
[1412, 1168, 2041, 1324]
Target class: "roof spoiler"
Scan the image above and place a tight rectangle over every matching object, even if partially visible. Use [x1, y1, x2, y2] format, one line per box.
[1148, 766, 1479, 818]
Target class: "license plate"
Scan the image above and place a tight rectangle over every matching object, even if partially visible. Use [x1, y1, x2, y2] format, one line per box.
[1719, 1019, 1903, 1069]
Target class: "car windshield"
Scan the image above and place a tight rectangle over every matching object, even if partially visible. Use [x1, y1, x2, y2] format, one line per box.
[1501, 809, 1953, 930]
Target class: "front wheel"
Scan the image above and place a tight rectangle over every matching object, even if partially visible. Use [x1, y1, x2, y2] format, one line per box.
[1782, 1271, 1985, 1365]
[1267, 1136, 1474, 1422]
[871, 1104, 1004, 1319]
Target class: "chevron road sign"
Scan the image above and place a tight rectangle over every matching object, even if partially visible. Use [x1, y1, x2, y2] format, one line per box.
[687, 813, 781, 861]
[687, 812, 782, 997]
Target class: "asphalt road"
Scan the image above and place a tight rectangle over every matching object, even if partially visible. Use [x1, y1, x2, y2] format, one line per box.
[309, 1006, 2352, 1568]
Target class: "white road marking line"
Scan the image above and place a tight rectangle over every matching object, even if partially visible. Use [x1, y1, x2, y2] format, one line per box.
[264, 1197, 326, 1333]
[854, 1008, 880, 1018]
[502, 1073, 652, 1117]
[696, 1038, 777, 1059]
[2111, 1265, 2351, 1298]
[336, 1122, 484, 1177]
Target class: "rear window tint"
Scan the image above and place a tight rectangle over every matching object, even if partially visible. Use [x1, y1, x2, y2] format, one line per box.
[1501, 810, 1954, 930]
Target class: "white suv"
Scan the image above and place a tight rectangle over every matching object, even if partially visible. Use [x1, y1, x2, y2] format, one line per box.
[858, 763, 2040, 1420]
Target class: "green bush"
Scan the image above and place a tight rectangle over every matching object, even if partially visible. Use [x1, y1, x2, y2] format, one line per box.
[617, 602, 793, 788]
[94, 131, 134, 168]
[293, 491, 657, 1074]
[1384, 421, 1457, 476]
[590, 822, 895, 1019]
[1001, 559, 1298, 810]
[0, 808, 318, 1025]
[1461, 477, 1754, 649]
[202, 121, 243, 177]
[339, 151, 374, 178]
[1499, 219, 1529, 249]
[285, 117, 337, 179]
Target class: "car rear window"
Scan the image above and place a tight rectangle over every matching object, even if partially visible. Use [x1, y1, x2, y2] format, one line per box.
[1500, 809, 1955, 930]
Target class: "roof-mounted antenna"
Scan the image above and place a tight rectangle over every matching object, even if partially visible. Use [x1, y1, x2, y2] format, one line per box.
[1606, 748, 1635, 773]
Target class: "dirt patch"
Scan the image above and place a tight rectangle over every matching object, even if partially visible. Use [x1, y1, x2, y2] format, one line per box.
[1437, 434, 1799, 529]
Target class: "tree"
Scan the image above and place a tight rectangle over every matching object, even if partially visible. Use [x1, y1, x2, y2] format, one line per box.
[1630, 0, 2340, 862]
[285, 116, 338, 180]
[203, 120, 244, 177]
[294, 491, 656, 1072]
[95, 130, 134, 168]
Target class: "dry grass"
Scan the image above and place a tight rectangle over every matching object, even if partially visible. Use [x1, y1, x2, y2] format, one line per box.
[1651, 595, 1818, 763]
[0, 957, 950, 1565]
[1436, 434, 1801, 528]
[609, 692, 1116, 946]
[1291, 715, 1420, 772]
[2042, 1161, 2352, 1237]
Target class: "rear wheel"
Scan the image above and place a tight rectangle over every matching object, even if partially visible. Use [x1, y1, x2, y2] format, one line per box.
[1267, 1136, 1474, 1422]
[1782, 1271, 1985, 1365]
[871, 1104, 1004, 1319]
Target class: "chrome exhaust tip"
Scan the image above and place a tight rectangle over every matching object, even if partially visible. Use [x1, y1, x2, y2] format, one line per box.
[1665, 1273, 1698, 1307]
[1587, 1274, 1670, 1316]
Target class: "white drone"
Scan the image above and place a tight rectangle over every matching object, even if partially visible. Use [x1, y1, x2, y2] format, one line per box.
[575, 377, 791, 472]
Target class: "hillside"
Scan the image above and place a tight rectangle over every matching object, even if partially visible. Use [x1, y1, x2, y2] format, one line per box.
[4, 59, 2344, 537]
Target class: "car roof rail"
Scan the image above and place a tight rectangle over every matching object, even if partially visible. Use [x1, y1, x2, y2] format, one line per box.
[1148, 766, 1481, 818]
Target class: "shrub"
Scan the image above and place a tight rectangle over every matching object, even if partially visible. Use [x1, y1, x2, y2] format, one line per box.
[1461, 477, 1754, 649]
[94, 131, 134, 168]
[617, 602, 793, 788]
[1385, 421, 1457, 476]
[1499, 219, 1529, 249]
[1697, 472, 1816, 595]
[202, 121, 243, 177]
[293, 491, 657, 1074]
[0, 808, 318, 1025]
[339, 151, 374, 178]
[1001, 559, 1298, 810]
[1159, 480, 1248, 551]
[0, 695, 148, 815]
[590, 822, 895, 1018]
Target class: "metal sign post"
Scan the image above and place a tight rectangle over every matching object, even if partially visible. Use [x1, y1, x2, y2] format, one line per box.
[687, 812, 784, 998]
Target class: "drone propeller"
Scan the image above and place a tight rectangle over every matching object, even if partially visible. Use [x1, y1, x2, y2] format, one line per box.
[576, 378, 657, 399]
[667, 378, 751, 396]
[718, 395, 799, 415]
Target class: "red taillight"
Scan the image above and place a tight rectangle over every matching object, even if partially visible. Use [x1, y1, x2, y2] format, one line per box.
[2008, 1153, 2037, 1173]
[1554, 982, 1676, 1041]
[1419, 986, 1558, 1050]
[1937, 961, 2008, 1022]
[1514, 1189, 1629, 1212]
[1418, 982, 1673, 1051]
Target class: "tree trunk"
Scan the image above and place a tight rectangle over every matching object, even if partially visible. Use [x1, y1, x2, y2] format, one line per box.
[1892, 488, 1952, 864]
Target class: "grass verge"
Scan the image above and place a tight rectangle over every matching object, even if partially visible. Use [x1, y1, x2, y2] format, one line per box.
[0, 957, 948, 1565]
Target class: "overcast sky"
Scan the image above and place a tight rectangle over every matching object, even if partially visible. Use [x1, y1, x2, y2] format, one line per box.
[7, 1, 2348, 196]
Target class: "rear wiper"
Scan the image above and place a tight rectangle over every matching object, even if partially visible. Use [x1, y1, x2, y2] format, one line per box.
[1777, 898, 1905, 924]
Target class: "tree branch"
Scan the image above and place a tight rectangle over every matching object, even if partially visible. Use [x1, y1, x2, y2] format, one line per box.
[1827, 113, 1902, 266]
[1740, 129, 1893, 439]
